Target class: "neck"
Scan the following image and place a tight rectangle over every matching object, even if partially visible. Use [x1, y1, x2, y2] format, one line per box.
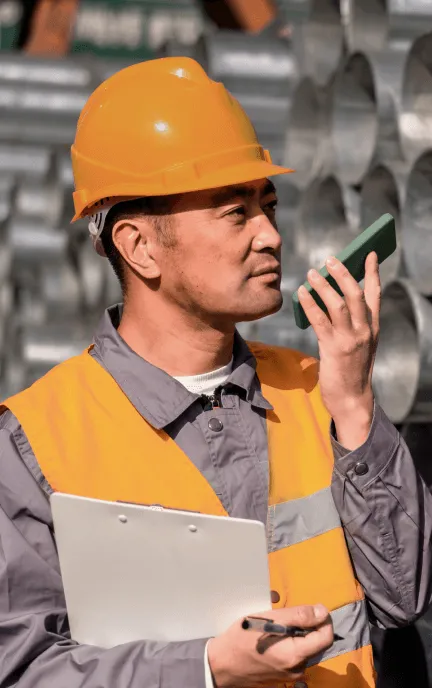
[117, 299, 235, 377]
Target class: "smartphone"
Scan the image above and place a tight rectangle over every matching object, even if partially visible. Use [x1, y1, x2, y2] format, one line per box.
[292, 213, 397, 330]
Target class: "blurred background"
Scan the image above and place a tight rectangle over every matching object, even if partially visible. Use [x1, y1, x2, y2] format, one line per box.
[0, 0, 432, 685]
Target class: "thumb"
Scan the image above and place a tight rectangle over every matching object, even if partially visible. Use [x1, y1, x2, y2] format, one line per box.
[313, 604, 330, 625]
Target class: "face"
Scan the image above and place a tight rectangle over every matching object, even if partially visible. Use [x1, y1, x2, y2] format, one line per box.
[154, 178, 283, 326]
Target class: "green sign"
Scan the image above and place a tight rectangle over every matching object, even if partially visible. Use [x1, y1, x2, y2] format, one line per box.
[0, 0, 23, 51]
[71, 0, 204, 59]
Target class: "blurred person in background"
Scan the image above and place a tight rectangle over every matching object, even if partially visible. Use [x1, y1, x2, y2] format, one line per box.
[0, 57, 432, 688]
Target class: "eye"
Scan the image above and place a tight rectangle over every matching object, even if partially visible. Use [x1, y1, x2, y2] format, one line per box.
[227, 206, 246, 219]
[264, 200, 278, 213]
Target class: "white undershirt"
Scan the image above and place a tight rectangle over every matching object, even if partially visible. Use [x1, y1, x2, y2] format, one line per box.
[174, 358, 234, 395]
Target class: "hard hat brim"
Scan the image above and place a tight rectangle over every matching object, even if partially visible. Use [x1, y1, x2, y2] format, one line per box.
[71, 160, 294, 222]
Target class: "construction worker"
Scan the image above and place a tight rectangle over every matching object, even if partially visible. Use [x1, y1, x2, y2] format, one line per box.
[0, 57, 431, 688]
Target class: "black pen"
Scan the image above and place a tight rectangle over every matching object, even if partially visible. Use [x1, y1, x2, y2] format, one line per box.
[242, 616, 343, 641]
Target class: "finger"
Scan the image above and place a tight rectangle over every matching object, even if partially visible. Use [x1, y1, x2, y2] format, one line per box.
[290, 606, 334, 660]
[306, 269, 352, 332]
[297, 285, 332, 338]
[289, 620, 334, 666]
[363, 252, 381, 337]
[264, 606, 333, 671]
[272, 603, 330, 629]
[325, 256, 369, 329]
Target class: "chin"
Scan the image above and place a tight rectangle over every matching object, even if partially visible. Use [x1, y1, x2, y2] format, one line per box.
[236, 293, 283, 322]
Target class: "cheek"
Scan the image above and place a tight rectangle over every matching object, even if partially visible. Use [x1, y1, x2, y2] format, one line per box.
[163, 243, 245, 302]
[171, 240, 240, 280]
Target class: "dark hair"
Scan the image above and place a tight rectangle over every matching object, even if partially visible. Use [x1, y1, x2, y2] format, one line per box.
[100, 196, 176, 292]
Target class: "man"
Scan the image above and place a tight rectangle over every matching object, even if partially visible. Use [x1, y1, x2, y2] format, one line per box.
[0, 57, 431, 688]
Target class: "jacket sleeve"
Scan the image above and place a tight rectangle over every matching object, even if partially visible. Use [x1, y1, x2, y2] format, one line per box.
[0, 412, 208, 688]
[330, 402, 432, 629]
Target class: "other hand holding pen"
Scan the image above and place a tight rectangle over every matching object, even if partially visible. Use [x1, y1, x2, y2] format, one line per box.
[207, 604, 334, 688]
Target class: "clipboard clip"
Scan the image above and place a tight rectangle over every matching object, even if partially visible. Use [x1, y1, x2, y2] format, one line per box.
[116, 500, 201, 514]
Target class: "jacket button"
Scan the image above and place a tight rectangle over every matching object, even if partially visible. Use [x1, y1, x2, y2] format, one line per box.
[208, 417, 223, 432]
[270, 590, 280, 604]
[354, 462, 369, 476]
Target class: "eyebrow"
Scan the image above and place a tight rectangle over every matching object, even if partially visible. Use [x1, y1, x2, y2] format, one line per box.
[209, 179, 277, 207]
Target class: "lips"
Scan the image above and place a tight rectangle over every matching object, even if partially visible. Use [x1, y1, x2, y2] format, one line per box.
[251, 264, 281, 277]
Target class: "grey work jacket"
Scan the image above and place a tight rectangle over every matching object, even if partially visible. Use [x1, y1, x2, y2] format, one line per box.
[1, 305, 432, 688]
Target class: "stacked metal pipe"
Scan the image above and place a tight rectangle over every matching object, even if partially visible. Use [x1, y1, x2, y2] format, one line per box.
[256, 0, 432, 427]
[2, 2, 432, 429]
[1, 171, 121, 397]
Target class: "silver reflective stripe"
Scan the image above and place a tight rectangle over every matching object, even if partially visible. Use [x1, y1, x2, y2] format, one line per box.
[307, 599, 371, 667]
[268, 486, 341, 553]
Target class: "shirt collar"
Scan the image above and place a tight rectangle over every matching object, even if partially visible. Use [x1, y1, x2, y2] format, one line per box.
[91, 305, 272, 430]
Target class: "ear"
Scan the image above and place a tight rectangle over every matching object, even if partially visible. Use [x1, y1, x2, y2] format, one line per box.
[112, 218, 161, 279]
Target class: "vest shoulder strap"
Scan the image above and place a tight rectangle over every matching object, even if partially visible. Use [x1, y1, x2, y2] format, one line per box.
[247, 340, 320, 390]
[2, 342, 319, 417]
[2, 349, 228, 513]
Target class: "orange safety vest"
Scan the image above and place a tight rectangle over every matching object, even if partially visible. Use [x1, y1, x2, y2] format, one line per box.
[2, 343, 375, 688]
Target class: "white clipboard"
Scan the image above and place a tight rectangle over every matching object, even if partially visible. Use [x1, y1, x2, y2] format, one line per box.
[51, 493, 271, 648]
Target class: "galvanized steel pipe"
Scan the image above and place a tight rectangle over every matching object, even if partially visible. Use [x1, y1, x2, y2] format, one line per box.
[77, 239, 108, 313]
[8, 219, 69, 269]
[0, 173, 15, 224]
[0, 80, 90, 146]
[283, 78, 332, 189]
[17, 290, 48, 327]
[0, 119, 77, 147]
[0, 353, 27, 399]
[295, 176, 358, 270]
[341, 0, 388, 54]
[331, 53, 378, 185]
[388, 0, 432, 45]
[368, 45, 408, 162]
[203, 31, 298, 97]
[274, 177, 302, 251]
[401, 150, 432, 295]
[14, 178, 65, 228]
[0, 81, 89, 117]
[0, 143, 54, 179]
[280, 252, 310, 303]
[40, 263, 82, 317]
[293, 0, 344, 86]
[21, 322, 94, 383]
[360, 162, 405, 285]
[400, 33, 432, 163]
[372, 278, 432, 423]
[256, 311, 319, 357]
[344, 0, 432, 50]
[0, 53, 97, 88]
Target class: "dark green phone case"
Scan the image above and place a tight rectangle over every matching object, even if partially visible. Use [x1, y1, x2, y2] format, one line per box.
[292, 213, 397, 330]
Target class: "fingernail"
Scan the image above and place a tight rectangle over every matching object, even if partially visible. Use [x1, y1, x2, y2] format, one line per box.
[308, 269, 318, 281]
[326, 256, 337, 267]
[313, 604, 328, 622]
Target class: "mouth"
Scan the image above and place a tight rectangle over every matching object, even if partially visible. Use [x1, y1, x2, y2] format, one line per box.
[250, 264, 281, 278]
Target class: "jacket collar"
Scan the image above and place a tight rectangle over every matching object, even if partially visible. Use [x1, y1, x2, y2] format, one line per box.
[91, 305, 273, 430]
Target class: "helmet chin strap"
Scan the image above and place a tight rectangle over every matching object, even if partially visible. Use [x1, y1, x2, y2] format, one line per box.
[88, 205, 113, 257]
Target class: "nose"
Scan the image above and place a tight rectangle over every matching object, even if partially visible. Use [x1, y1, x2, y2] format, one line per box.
[251, 214, 282, 254]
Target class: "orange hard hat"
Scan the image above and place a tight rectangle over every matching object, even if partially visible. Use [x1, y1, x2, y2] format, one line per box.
[71, 56, 293, 221]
